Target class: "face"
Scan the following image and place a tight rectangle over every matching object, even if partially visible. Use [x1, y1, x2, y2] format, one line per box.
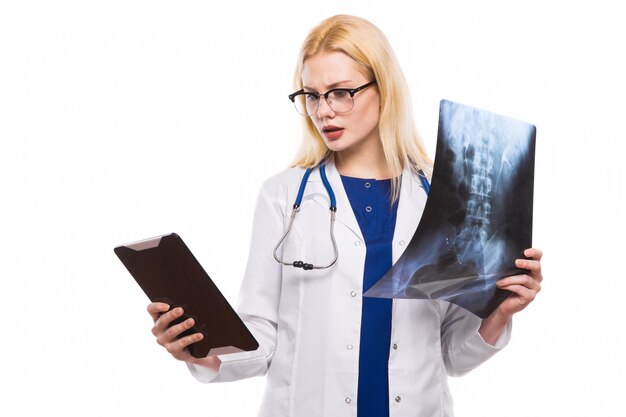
[300, 51, 381, 155]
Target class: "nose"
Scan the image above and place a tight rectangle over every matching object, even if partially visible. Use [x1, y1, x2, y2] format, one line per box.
[316, 96, 335, 118]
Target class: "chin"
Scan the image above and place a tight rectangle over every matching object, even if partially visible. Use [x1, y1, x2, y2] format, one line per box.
[324, 140, 351, 153]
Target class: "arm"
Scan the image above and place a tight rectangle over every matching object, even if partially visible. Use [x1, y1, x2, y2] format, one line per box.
[441, 248, 543, 376]
[440, 301, 512, 377]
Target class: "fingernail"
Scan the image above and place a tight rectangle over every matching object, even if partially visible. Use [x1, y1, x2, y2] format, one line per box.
[516, 259, 523, 267]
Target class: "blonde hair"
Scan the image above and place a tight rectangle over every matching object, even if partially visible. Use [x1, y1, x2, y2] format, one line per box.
[290, 14, 432, 202]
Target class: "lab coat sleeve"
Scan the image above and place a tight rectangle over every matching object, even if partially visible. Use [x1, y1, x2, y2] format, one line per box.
[440, 301, 512, 377]
[187, 180, 285, 383]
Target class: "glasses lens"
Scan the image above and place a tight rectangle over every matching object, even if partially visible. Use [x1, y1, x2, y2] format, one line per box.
[292, 94, 307, 115]
[327, 90, 354, 113]
[292, 93, 320, 116]
[304, 94, 319, 116]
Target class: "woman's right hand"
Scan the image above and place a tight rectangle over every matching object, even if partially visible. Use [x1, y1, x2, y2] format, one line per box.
[147, 302, 221, 371]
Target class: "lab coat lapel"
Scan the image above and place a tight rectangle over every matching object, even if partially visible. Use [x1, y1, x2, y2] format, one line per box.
[309, 160, 364, 242]
[393, 166, 428, 263]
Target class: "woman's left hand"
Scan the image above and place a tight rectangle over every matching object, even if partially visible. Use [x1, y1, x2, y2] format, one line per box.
[494, 247, 543, 318]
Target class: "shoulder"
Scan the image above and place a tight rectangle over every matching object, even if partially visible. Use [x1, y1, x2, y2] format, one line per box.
[260, 166, 307, 196]
[252, 167, 308, 220]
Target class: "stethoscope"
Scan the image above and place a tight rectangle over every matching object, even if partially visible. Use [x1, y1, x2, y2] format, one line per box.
[273, 163, 431, 270]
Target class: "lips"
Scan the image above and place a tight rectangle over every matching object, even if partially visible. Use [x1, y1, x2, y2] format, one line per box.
[322, 125, 344, 140]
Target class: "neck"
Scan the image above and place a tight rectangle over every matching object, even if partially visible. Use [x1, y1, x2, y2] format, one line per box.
[334, 142, 392, 179]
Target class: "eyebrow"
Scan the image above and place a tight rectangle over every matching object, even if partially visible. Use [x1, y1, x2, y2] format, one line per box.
[302, 80, 354, 91]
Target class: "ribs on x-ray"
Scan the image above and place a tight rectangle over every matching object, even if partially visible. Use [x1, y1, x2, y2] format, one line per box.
[365, 100, 536, 318]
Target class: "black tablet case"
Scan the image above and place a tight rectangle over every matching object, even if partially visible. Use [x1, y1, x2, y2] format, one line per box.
[114, 233, 258, 358]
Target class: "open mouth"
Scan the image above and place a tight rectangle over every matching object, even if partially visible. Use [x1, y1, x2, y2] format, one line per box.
[322, 126, 344, 140]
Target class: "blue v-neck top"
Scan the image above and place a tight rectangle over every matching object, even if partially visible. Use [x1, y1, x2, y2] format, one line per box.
[341, 175, 399, 417]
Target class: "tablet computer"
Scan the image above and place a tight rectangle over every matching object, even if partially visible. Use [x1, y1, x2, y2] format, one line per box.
[114, 233, 259, 358]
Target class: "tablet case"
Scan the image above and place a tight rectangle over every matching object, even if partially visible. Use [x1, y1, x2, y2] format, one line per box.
[114, 233, 259, 358]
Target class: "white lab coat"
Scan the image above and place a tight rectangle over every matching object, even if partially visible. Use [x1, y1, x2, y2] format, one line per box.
[187, 159, 511, 417]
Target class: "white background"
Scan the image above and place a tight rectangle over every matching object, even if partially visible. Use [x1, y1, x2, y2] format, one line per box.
[2, 0, 625, 416]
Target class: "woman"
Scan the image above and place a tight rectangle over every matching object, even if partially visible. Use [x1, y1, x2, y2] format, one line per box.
[147, 15, 543, 417]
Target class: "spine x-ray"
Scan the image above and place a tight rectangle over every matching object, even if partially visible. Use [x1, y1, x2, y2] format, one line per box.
[365, 100, 536, 318]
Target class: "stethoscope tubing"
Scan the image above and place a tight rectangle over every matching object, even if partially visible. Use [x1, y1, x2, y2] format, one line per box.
[273, 163, 430, 271]
[273, 164, 339, 270]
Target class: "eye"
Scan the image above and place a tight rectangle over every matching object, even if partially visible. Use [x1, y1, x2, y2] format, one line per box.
[330, 89, 350, 99]
[304, 93, 319, 102]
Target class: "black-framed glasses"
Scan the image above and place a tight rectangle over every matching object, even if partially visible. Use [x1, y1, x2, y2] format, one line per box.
[288, 81, 376, 116]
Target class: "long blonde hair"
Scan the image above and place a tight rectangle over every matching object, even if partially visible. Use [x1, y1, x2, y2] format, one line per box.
[290, 14, 432, 201]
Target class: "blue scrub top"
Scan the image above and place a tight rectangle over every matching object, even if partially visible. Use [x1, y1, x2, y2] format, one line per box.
[341, 175, 399, 417]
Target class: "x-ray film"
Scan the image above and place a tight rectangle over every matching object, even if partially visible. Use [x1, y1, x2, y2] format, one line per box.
[364, 100, 536, 318]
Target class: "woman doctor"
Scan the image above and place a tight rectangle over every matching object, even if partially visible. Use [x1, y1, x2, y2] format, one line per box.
[147, 14, 543, 417]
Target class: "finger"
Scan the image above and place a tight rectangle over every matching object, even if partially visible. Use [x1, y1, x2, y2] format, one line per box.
[497, 274, 542, 291]
[152, 307, 184, 335]
[165, 332, 205, 358]
[515, 258, 541, 271]
[159, 317, 197, 345]
[515, 257, 543, 283]
[515, 259, 543, 280]
[524, 248, 543, 261]
[147, 302, 170, 322]
[498, 284, 539, 307]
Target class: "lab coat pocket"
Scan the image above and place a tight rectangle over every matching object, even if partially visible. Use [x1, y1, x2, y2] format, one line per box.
[258, 385, 292, 417]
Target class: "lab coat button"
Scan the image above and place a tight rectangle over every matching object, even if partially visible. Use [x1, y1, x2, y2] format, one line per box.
[395, 396, 402, 403]
[393, 343, 398, 350]
[399, 240, 405, 246]
[347, 344, 353, 350]
[354, 241, 361, 246]
[365, 206, 372, 212]
[350, 290, 357, 297]
[345, 397, 352, 404]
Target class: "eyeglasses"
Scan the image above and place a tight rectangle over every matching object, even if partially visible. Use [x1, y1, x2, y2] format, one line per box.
[288, 81, 376, 116]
